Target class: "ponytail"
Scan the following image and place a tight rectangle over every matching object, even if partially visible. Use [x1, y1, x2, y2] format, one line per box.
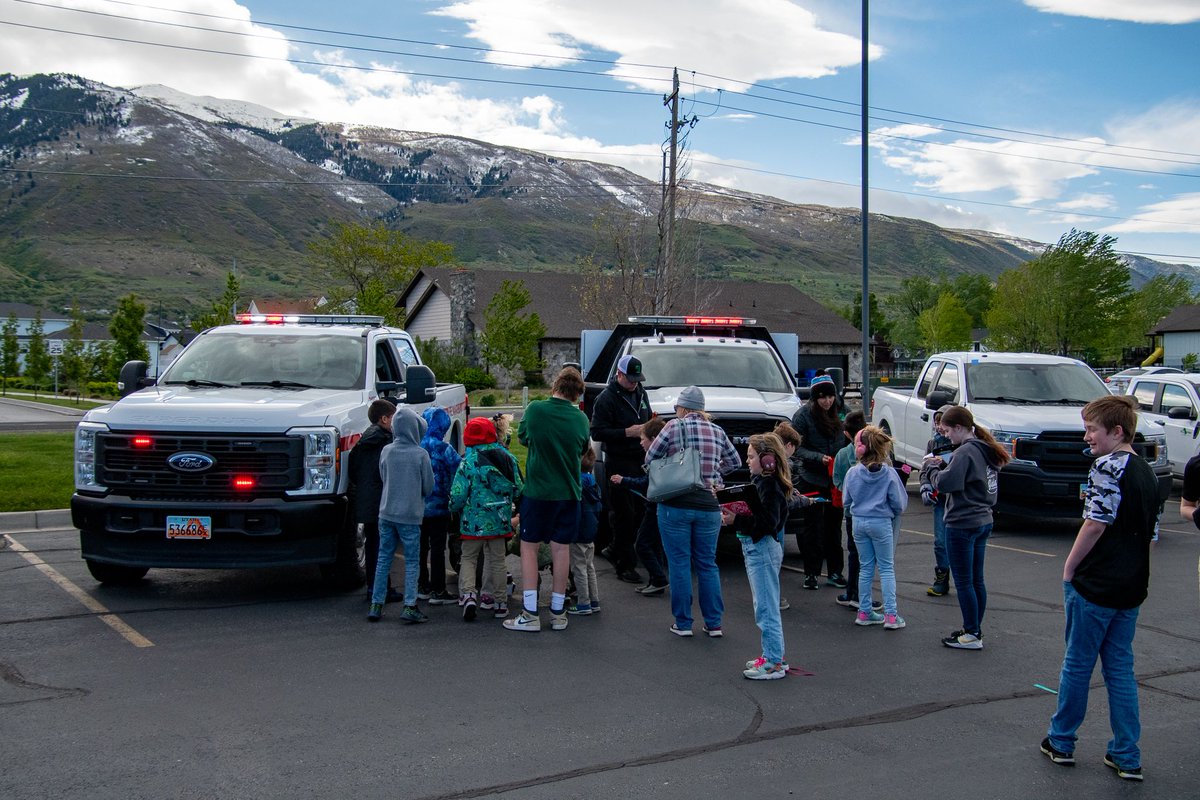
[940, 405, 1011, 467]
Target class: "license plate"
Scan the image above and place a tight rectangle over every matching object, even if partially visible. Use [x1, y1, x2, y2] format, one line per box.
[166, 515, 212, 540]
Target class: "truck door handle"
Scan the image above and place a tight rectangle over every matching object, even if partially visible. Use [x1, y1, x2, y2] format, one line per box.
[1153, 419, 1165, 426]
[920, 413, 929, 422]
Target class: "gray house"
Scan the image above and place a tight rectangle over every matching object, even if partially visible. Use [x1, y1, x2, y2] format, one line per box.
[397, 268, 863, 383]
[1151, 305, 1200, 368]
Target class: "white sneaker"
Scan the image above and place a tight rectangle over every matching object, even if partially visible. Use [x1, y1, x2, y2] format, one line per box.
[550, 611, 568, 631]
[503, 611, 541, 632]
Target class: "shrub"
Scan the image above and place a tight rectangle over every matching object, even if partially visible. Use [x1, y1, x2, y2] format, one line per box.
[456, 367, 496, 392]
[86, 381, 120, 398]
[478, 393, 498, 407]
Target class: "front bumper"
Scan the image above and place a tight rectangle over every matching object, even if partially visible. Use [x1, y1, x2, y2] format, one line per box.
[996, 465, 1172, 519]
[71, 493, 346, 569]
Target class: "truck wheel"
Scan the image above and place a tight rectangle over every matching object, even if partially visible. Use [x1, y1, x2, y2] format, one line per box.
[321, 514, 366, 589]
[85, 559, 149, 585]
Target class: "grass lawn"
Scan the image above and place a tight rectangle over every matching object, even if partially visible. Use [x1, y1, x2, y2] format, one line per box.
[0, 431, 75, 512]
[0, 392, 109, 410]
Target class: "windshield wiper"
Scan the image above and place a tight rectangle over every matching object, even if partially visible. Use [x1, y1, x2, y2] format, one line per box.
[972, 395, 1036, 404]
[241, 380, 317, 389]
[1031, 398, 1089, 406]
[163, 379, 234, 388]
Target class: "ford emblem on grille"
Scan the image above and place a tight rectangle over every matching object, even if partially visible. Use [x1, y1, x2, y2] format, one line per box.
[168, 452, 216, 472]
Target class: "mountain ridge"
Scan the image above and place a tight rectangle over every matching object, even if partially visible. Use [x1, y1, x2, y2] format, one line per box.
[1, 72, 1195, 321]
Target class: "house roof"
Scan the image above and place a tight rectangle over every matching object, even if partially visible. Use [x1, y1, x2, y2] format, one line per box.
[246, 297, 328, 315]
[1152, 304, 1200, 334]
[401, 268, 862, 345]
[0, 302, 65, 321]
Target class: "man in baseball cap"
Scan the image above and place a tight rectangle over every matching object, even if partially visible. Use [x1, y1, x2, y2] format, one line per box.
[590, 354, 654, 584]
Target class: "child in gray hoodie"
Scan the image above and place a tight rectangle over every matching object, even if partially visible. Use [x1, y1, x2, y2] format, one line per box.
[919, 405, 1011, 650]
[368, 405, 434, 625]
[843, 425, 909, 630]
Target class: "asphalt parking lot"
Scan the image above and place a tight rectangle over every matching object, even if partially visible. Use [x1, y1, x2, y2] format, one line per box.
[2, 495, 1198, 800]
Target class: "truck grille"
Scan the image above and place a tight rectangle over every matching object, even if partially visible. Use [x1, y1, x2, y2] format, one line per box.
[1014, 431, 1157, 473]
[97, 433, 304, 499]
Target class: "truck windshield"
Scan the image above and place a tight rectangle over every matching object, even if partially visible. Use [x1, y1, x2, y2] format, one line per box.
[629, 345, 792, 393]
[161, 332, 366, 390]
[966, 362, 1108, 405]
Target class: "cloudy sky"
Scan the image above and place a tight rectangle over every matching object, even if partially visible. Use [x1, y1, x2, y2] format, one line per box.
[3, 0, 1199, 265]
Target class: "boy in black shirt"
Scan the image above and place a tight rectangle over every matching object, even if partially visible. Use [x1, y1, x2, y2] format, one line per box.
[1040, 395, 1157, 782]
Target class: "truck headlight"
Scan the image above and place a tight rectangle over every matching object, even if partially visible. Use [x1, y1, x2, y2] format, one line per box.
[1143, 434, 1169, 468]
[286, 427, 338, 496]
[990, 430, 1037, 467]
[75, 421, 108, 491]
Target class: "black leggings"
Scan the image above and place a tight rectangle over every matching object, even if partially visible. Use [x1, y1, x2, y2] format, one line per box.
[792, 484, 844, 577]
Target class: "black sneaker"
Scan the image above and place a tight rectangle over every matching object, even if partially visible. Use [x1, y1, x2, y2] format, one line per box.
[1040, 737, 1075, 766]
[384, 587, 405, 604]
[400, 605, 429, 624]
[826, 572, 847, 589]
[1103, 754, 1143, 781]
[803, 575, 820, 590]
[942, 629, 983, 650]
[617, 568, 644, 584]
[427, 590, 457, 605]
[366, 603, 383, 622]
[835, 593, 857, 608]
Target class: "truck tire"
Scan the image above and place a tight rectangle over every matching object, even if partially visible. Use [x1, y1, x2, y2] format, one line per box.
[85, 559, 149, 585]
[320, 512, 366, 589]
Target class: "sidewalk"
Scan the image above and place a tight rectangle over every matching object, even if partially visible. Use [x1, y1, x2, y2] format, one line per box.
[0, 508, 71, 533]
[0, 395, 95, 417]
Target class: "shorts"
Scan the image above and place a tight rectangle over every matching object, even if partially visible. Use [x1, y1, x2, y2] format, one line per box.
[519, 496, 581, 545]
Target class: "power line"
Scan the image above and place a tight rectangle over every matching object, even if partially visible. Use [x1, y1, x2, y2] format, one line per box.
[15, 0, 1200, 163]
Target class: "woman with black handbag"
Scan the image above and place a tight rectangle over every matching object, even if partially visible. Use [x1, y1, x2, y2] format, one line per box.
[643, 386, 741, 638]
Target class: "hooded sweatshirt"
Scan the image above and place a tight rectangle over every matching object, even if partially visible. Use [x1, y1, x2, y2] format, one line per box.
[348, 422, 391, 523]
[842, 462, 908, 520]
[378, 406, 434, 525]
[921, 437, 1002, 527]
[421, 406, 462, 517]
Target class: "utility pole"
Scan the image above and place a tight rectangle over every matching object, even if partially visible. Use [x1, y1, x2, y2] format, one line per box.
[860, 1, 871, 408]
[659, 68, 681, 314]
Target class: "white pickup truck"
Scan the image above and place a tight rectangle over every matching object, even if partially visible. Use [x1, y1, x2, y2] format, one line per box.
[71, 314, 468, 585]
[1125, 372, 1200, 478]
[579, 315, 805, 482]
[870, 351, 1171, 518]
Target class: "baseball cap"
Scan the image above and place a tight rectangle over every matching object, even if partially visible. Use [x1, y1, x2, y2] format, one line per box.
[617, 354, 645, 382]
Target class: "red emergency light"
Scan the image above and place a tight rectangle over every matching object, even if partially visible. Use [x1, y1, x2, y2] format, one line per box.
[232, 476, 257, 490]
[132, 436, 153, 448]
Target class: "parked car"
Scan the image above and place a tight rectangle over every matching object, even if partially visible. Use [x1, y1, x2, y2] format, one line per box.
[1105, 366, 1182, 395]
[1125, 372, 1200, 478]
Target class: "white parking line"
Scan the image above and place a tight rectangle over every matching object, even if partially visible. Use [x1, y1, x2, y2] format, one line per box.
[3, 534, 154, 648]
[900, 528, 1056, 558]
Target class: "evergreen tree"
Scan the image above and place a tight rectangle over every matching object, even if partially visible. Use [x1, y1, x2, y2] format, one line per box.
[109, 294, 149, 371]
[1, 313, 18, 396]
[192, 270, 242, 331]
[61, 303, 89, 402]
[478, 280, 546, 398]
[24, 312, 51, 397]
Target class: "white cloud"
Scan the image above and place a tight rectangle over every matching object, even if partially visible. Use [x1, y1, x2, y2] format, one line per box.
[432, 0, 877, 92]
[1105, 193, 1200, 233]
[1024, 1, 1200, 24]
[1057, 193, 1116, 211]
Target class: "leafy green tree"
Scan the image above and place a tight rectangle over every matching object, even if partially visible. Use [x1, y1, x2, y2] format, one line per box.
[478, 280, 546, 398]
[61, 303, 89, 402]
[24, 312, 51, 397]
[986, 266, 1047, 351]
[308, 222, 455, 326]
[918, 293, 974, 352]
[1, 312, 19, 396]
[884, 277, 939, 350]
[839, 291, 890, 344]
[1119, 274, 1196, 353]
[109, 294, 149, 370]
[192, 270, 242, 331]
[987, 229, 1130, 357]
[946, 273, 995, 328]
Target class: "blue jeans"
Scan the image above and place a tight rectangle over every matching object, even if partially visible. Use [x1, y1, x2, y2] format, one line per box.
[946, 523, 990, 634]
[741, 535, 784, 663]
[932, 504, 948, 571]
[853, 515, 897, 616]
[1047, 582, 1141, 766]
[657, 504, 723, 631]
[372, 521, 421, 606]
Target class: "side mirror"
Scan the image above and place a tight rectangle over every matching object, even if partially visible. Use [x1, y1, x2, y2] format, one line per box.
[926, 390, 951, 410]
[117, 360, 151, 398]
[375, 380, 400, 398]
[1167, 405, 1196, 421]
[403, 365, 436, 404]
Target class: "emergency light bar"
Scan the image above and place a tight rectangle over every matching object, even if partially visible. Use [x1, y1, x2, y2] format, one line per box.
[627, 315, 757, 326]
[235, 313, 385, 326]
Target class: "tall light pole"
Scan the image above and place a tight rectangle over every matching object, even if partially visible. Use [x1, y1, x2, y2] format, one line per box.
[860, 0, 871, 410]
